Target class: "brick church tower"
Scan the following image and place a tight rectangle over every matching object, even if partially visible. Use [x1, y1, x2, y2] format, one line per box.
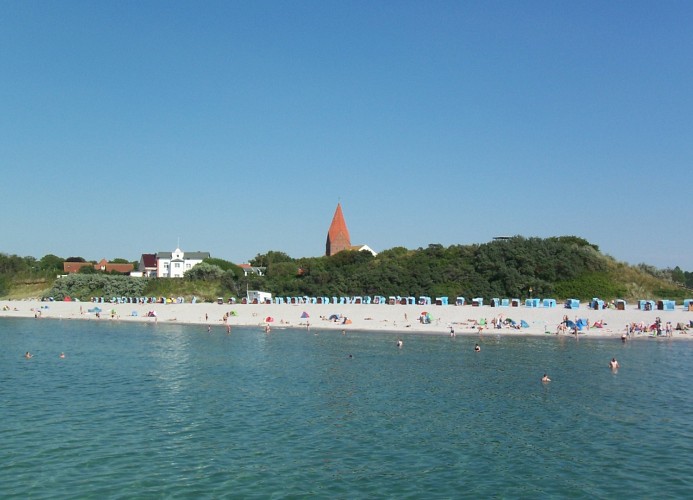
[326, 203, 351, 256]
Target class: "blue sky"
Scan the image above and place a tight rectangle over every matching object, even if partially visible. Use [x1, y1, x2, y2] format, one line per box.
[1, 1, 692, 269]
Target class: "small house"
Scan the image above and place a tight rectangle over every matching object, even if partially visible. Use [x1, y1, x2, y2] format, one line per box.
[616, 299, 627, 310]
[247, 290, 272, 304]
[525, 298, 540, 308]
[490, 298, 501, 307]
[435, 297, 449, 306]
[472, 297, 483, 307]
[455, 297, 465, 306]
[542, 298, 557, 308]
[511, 298, 521, 307]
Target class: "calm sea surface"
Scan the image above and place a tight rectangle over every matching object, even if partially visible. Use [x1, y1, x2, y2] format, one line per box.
[1, 318, 691, 499]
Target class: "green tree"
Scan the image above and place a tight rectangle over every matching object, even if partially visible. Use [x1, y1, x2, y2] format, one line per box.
[251, 251, 293, 267]
[39, 254, 64, 272]
[185, 262, 225, 281]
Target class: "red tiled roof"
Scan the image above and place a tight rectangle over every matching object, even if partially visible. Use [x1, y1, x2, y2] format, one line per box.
[63, 262, 92, 273]
[63, 259, 133, 274]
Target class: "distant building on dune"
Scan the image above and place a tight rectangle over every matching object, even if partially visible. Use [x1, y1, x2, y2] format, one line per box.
[325, 203, 377, 257]
[63, 259, 134, 274]
[349, 244, 378, 257]
[137, 253, 158, 277]
[238, 263, 266, 276]
[155, 247, 211, 278]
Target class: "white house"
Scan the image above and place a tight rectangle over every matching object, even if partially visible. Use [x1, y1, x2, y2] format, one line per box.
[238, 263, 266, 276]
[156, 248, 211, 278]
[350, 244, 378, 257]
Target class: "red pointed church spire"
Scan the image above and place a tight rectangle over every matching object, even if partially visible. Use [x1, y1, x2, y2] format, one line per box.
[326, 203, 351, 256]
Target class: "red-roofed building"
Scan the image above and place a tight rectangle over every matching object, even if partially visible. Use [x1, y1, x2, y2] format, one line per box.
[63, 259, 134, 274]
[326, 203, 352, 256]
[138, 253, 158, 277]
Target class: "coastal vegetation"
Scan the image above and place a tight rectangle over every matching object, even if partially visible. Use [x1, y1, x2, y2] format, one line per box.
[0, 236, 690, 302]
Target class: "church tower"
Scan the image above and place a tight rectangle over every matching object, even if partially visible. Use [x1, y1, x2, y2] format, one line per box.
[326, 203, 351, 256]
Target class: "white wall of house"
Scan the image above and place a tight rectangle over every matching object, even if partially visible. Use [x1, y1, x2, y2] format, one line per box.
[156, 248, 209, 278]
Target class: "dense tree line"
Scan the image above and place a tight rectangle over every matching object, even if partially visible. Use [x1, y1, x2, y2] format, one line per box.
[1, 236, 690, 301]
[249, 236, 616, 300]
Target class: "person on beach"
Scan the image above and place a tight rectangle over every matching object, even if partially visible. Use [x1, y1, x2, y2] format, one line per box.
[542, 373, 551, 383]
[609, 358, 620, 370]
[450, 326, 455, 337]
[474, 344, 481, 352]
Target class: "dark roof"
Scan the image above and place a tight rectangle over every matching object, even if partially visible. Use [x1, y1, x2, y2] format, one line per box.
[156, 251, 210, 260]
[141, 253, 157, 268]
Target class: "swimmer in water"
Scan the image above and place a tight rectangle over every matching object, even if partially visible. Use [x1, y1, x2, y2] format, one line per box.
[542, 373, 551, 383]
[609, 358, 620, 370]
[24, 351, 32, 359]
[474, 344, 481, 352]
[396, 339, 403, 348]
[59, 352, 65, 359]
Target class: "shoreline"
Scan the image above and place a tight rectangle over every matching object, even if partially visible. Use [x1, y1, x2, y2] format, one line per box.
[2, 299, 692, 340]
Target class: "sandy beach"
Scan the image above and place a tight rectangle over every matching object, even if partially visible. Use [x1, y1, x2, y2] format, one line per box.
[2, 299, 691, 339]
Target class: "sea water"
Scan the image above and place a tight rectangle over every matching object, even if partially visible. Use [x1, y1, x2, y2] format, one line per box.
[1, 318, 691, 498]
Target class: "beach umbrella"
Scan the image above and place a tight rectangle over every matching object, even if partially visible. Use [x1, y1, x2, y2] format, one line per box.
[301, 311, 310, 318]
[265, 316, 274, 323]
